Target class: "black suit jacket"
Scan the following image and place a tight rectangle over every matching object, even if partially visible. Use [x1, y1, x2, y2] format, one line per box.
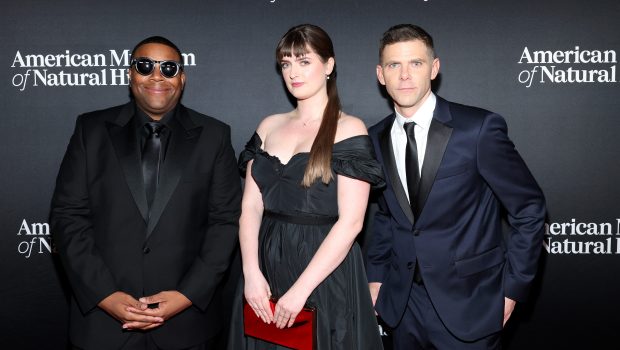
[367, 96, 546, 341]
[50, 102, 241, 349]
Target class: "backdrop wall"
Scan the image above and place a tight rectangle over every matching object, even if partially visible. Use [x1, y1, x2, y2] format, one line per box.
[2, 1, 619, 348]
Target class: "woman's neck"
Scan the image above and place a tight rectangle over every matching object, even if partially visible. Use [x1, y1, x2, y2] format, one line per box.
[295, 92, 328, 123]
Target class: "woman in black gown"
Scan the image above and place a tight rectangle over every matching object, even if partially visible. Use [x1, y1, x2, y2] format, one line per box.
[229, 24, 384, 350]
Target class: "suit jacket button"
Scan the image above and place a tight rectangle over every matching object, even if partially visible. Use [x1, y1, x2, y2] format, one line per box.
[413, 230, 420, 236]
[143, 247, 151, 254]
[407, 261, 414, 269]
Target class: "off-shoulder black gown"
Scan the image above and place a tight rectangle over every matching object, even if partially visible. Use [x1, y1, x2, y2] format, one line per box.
[228, 133, 384, 350]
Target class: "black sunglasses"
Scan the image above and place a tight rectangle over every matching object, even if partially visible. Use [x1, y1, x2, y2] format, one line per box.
[130, 57, 183, 78]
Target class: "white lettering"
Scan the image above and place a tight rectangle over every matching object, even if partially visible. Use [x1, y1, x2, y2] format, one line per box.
[110, 49, 131, 67]
[520, 46, 617, 64]
[38, 237, 53, 253]
[182, 53, 196, 66]
[17, 219, 31, 235]
[12, 50, 25, 67]
[110, 69, 128, 85]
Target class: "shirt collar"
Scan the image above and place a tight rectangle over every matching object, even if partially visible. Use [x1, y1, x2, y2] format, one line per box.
[135, 103, 178, 128]
[394, 92, 436, 132]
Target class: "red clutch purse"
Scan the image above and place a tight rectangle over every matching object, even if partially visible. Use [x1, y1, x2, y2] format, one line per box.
[243, 298, 317, 350]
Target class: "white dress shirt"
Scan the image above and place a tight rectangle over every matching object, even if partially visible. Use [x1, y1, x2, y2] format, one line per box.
[390, 93, 436, 203]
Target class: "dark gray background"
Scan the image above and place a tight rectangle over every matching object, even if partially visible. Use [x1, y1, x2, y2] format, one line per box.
[2, 0, 619, 348]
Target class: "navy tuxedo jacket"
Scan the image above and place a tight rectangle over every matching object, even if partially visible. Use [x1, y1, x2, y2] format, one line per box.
[366, 96, 546, 341]
[50, 102, 241, 350]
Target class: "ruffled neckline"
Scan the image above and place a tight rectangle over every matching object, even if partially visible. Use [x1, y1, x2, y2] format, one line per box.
[251, 132, 368, 166]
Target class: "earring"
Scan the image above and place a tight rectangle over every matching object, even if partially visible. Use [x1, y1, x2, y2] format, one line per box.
[326, 74, 330, 80]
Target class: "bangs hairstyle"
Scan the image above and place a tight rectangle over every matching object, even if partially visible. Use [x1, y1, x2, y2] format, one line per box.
[276, 30, 312, 62]
[276, 24, 342, 187]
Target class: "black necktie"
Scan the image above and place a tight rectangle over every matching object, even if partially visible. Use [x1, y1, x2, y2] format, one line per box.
[404, 121, 424, 284]
[403, 122, 420, 212]
[142, 122, 163, 210]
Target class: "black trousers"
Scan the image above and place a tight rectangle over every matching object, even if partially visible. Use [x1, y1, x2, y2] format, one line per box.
[72, 333, 215, 350]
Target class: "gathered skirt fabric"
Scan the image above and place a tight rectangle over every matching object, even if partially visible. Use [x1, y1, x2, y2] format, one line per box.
[228, 215, 383, 350]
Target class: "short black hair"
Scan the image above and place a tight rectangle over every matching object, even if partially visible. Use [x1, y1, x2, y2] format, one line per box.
[131, 36, 183, 61]
[379, 24, 436, 61]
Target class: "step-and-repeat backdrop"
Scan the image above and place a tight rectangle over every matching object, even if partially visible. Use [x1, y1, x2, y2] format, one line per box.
[2, 1, 619, 348]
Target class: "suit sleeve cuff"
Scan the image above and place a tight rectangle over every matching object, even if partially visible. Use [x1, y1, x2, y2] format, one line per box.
[366, 263, 389, 283]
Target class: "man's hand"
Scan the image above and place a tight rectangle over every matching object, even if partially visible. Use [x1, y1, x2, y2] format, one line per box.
[124, 290, 192, 329]
[503, 297, 517, 327]
[369, 282, 382, 315]
[98, 291, 164, 330]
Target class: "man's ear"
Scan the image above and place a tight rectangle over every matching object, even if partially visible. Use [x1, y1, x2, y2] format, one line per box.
[431, 58, 440, 80]
[376, 64, 386, 86]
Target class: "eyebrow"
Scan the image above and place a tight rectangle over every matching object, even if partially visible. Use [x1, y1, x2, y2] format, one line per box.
[382, 60, 399, 66]
[281, 54, 308, 59]
[280, 55, 312, 63]
[384, 57, 426, 65]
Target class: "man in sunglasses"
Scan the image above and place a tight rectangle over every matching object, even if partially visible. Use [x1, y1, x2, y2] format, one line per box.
[51, 36, 242, 350]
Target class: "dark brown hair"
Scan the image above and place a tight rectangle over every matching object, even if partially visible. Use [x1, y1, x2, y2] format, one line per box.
[379, 24, 436, 61]
[276, 24, 341, 187]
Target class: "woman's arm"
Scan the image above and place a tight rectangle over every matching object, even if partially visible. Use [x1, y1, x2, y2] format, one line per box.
[239, 160, 275, 323]
[274, 116, 371, 328]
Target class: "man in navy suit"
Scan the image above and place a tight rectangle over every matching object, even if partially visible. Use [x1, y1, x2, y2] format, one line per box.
[366, 24, 546, 349]
[51, 36, 241, 350]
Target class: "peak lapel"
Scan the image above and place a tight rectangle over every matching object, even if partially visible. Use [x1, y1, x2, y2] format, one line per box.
[107, 103, 150, 222]
[414, 99, 453, 219]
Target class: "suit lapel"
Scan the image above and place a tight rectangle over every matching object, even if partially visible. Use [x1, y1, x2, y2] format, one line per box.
[107, 103, 150, 222]
[378, 115, 415, 224]
[414, 97, 453, 219]
[146, 106, 202, 238]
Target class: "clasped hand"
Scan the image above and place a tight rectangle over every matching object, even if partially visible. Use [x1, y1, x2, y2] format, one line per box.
[244, 272, 309, 329]
[273, 288, 308, 329]
[98, 290, 191, 331]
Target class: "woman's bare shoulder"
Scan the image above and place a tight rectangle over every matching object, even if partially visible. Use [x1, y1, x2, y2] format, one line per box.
[256, 111, 294, 142]
[335, 112, 368, 142]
